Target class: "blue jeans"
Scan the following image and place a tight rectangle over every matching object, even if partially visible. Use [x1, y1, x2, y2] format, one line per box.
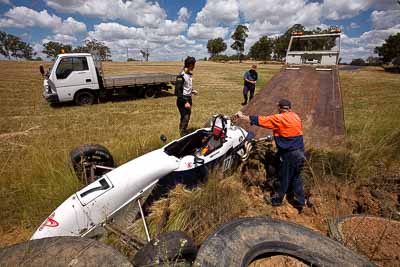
[272, 149, 305, 207]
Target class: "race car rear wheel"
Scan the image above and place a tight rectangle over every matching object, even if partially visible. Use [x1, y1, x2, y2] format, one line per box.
[70, 144, 114, 184]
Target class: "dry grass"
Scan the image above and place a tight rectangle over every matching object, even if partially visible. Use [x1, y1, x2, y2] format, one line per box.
[0, 61, 399, 248]
[0, 60, 278, 245]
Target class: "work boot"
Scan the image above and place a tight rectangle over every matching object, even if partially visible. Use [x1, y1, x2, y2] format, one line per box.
[241, 102, 247, 106]
[264, 195, 283, 207]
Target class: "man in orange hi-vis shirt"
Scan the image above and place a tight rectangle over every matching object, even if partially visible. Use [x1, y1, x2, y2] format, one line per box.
[236, 99, 305, 211]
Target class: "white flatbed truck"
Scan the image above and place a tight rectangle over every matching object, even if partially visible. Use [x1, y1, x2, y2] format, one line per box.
[40, 53, 176, 105]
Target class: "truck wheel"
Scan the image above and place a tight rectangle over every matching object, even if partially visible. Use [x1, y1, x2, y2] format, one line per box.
[194, 217, 374, 267]
[75, 90, 96, 105]
[144, 87, 157, 98]
[70, 144, 114, 184]
[0, 236, 132, 267]
[133, 231, 197, 267]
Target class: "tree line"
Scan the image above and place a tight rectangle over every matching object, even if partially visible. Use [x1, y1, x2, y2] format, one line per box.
[207, 24, 400, 64]
[42, 39, 111, 61]
[0, 31, 36, 60]
[0, 30, 111, 61]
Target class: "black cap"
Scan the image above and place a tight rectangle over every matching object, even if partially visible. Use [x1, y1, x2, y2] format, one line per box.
[278, 99, 291, 109]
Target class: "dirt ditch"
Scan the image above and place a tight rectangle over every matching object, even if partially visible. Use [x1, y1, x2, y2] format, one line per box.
[338, 216, 400, 267]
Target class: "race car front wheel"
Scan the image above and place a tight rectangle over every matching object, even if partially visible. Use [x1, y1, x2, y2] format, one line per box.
[70, 144, 114, 184]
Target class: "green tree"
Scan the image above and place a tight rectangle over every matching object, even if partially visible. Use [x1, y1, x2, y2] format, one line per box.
[42, 41, 72, 59]
[231, 25, 248, 62]
[272, 24, 338, 61]
[350, 58, 366, 66]
[72, 40, 111, 61]
[374, 33, 400, 63]
[366, 56, 382, 66]
[272, 24, 305, 61]
[249, 36, 273, 61]
[0, 31, 35, 60]
[0, 31, 19, 59]
[207, 38, 227, 58]
[83, 39, 111, 61]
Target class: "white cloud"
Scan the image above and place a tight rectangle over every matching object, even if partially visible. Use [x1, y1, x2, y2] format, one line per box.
[88, 23, 146, 42]
[196, 0, 239, 27]
[154, 20, 188, 36]
[87, 21, 201, 61]
[178, 7, 190, 22]
[44, 34, 78, 44]
[321, 0, 373, 20]
[188, 23, 229, 40]
[45, 0, 167, 28]
[340, 25, 400, 62]
[186, 0, 238, 42]
[33, 43, 46, 59]
[240, 0, 323, 40]
[371, 10, 400, 30]
[0, 6, 87, 37]
[350, 22, 360, 29]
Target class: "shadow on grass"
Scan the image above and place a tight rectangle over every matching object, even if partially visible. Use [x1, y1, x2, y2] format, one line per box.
[49, 91, 175, 108]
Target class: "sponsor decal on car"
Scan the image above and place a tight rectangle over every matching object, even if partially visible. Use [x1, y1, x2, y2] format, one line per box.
[38, 212, 59, 231]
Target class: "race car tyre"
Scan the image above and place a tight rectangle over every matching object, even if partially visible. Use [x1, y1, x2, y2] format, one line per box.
[0, 236, 132, 266]
[133, 231, 197, 267]
[70, 144, 114, 184]
[194, 217, 375, 267]
[74, 90, 96, 106]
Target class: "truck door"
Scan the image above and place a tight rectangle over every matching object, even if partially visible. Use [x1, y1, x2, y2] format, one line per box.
[53, 56, 97, 101]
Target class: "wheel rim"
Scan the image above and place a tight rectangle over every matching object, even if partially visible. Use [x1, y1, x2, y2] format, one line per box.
[145, 88, 155, 98]
[79, 93, 93, 105]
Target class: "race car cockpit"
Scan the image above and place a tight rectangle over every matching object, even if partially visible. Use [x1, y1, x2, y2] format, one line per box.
[164, 115, 228, 158]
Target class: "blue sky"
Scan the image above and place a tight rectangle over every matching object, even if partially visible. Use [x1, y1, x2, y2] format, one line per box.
[0, 0, 399, 62]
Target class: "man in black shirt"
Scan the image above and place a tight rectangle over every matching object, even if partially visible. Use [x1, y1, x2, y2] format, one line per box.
[242, 64, 258, 105]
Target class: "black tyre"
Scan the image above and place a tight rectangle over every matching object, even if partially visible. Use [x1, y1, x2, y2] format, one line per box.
[0, 236, 132, 267]
[133, 231, 197, 267]
[194, 217, 375, 267]
[74, 90, 96, 105]
[70, 144, 114, 184]
[144, 87, 157, 98]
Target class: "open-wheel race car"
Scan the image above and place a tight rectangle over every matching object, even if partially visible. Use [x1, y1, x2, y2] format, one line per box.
[31, 115, 254, 241]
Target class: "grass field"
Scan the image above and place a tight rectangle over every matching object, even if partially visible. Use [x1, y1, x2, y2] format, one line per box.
[0, 60, 399, 247]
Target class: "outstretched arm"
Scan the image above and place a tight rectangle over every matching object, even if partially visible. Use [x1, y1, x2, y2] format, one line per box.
[236, 111, 250, 122]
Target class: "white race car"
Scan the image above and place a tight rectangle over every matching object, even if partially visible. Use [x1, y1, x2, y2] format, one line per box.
[31, 115, 252, 240]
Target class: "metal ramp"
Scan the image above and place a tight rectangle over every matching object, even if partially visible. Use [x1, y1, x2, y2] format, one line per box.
[238, 66, 345, 148]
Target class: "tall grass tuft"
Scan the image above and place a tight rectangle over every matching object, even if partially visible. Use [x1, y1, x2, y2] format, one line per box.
[136, 175, 250, 245]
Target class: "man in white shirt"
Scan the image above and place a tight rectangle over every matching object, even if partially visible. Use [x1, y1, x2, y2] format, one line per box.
[176, 56, 197, 136]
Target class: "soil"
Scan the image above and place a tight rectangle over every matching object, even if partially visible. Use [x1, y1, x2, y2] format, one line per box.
[339, 216, 400, 267]
[249, 255, 308, 267]
[237, 66, 345, 148]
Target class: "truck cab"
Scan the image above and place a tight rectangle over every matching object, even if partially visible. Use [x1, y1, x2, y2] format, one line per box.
[42, 53, 100, 105]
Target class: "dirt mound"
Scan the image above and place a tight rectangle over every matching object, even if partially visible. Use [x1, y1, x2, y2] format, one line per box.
[237, 66, 345, 148]
[338, 216, 400, 267]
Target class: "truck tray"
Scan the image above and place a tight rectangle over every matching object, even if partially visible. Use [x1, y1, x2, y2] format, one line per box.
[103, 73, 176, 88]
